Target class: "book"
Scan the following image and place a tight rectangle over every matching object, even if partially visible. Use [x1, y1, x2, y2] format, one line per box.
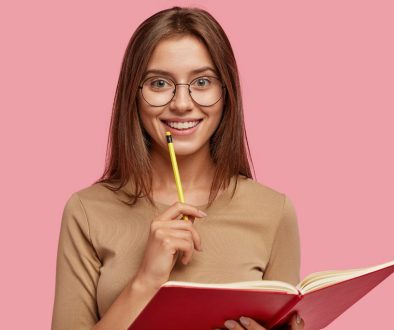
[127, 260, 394, 330]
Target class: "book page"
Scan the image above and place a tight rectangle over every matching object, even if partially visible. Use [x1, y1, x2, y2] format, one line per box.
[162, 280, 299, 294]
[297, 260, 394, 294]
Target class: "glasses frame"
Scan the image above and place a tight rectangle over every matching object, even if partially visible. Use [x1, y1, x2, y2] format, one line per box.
[138, 75, 226, 107]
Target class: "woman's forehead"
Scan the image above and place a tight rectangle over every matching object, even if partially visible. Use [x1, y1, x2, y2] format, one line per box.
[145, 35, 216, 79]
[143, 66, 218, 80]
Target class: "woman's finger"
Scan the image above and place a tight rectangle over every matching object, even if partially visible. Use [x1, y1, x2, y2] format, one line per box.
[152, 220, 202, 251]
[156, 201, 207, 221]
[162, 221, 202, 250]
[163, 230, 196, 264]
[223, 319, 244, 329]
[289, 313, 304, 329]
[223, 317, 267, 329]
[160, 236, 195, 260]
[238, 317, 267, 329]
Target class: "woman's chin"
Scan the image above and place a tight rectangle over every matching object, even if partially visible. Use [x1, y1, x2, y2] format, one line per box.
[170, 146, 201, 157]
[167, 140, 207, 157]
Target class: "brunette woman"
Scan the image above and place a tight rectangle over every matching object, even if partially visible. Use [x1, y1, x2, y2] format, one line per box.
[52, 6, 303, 330]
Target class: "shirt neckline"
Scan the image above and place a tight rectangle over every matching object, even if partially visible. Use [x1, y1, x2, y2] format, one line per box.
[149, 175, 239, 211]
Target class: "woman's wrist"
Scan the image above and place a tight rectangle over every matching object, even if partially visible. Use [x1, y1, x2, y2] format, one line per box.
[91, 273, 161, 330]
[130, 272, 163, 295]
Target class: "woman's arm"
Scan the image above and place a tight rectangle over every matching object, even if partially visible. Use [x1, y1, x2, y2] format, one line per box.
[51, 193, 102, 329]
[263, 194, 301, 286]
[93, 201, 205, 329]
[215, 195, 304, 330]
[51, 193, 161, 330]
[91, 274, 160, 330]
[52, 194, 204, 330]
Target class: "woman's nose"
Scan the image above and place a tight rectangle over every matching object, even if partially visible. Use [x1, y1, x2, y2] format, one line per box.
[169, 84, 194, 112]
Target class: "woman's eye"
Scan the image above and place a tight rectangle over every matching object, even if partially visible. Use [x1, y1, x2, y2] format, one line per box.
[151, 79, 168, 88]
[193, 78, 210, 88]
[148, 78, 172, 89]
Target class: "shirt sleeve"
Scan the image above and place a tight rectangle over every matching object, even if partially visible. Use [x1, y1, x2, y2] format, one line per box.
[51, 193, 101, 330]
[263, 194, 301, 286]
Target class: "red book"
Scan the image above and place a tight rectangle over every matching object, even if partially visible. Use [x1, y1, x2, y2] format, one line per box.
[127, 260, 394, 330]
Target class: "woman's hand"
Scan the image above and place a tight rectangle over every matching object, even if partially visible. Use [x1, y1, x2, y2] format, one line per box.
[214, 313, 304, 330]
[134, 202, 206, 289]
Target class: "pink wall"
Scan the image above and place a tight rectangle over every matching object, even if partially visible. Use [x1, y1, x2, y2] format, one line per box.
[1, 1, 393, 329]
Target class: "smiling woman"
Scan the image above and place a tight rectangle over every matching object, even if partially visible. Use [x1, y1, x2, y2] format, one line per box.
[138, 35, 226, 164]
[95, 7, 252, 209]
[51, 6, 303, 330]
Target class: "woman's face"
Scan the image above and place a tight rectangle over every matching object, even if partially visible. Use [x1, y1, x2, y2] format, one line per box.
[137, 35, 224, 157]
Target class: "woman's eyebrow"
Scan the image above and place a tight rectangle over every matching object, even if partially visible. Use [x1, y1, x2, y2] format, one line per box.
[143, 66, 217, 77]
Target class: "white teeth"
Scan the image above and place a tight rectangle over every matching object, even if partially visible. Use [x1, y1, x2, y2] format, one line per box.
[166, 120, 200, 130]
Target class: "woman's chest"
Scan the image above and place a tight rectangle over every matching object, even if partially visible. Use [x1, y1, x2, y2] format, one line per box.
[95, 214, 272, 316]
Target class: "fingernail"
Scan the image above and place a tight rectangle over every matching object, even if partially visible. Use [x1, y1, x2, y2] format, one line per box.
[296, 314, 302, 324]
[240, 316, 250, 326]
[224, 320, 236, 329]
[199, 210, 208, 217]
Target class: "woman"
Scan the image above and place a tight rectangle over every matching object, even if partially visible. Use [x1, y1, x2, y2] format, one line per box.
[51, 6, 303, 330]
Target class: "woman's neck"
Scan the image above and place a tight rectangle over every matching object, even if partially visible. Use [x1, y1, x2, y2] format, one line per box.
[150, 143, 216, 193]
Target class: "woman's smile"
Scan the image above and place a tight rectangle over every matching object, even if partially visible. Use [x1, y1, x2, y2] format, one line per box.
[138, 35, 224, 155]
[160, 118, 204, 136]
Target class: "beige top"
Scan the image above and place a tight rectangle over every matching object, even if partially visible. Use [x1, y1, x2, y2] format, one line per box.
[51, 175, 301, 329]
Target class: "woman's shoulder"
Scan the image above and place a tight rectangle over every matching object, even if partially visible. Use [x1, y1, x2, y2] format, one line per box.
[64, 181, 135, 214]
[72, 181, 117, 202]
[234, 175, 298, 226]
[235, 175, 287, 204]
[62, 181, 144, 225]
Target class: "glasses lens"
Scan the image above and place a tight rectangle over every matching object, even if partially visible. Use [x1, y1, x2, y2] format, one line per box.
[189, 76, 223, 106]
[141, 77, 175, 106]
[141, 76, 224, 107]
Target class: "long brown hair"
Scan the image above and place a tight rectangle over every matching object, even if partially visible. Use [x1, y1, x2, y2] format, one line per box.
[95, 6, 255, 208]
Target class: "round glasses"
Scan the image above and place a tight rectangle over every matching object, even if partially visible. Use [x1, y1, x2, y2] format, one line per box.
[138, 75, 226, 107]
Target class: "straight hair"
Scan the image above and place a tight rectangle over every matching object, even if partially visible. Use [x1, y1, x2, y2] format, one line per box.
[95, 6, 255, 209]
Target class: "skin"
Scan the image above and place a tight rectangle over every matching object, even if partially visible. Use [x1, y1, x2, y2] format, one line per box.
[215, 313, 304, 330]
[138, 34, 224, 206]
[137, 34, 304, 330]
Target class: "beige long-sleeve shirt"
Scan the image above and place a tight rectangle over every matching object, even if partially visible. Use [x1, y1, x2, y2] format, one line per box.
[51, 175, 301, 329]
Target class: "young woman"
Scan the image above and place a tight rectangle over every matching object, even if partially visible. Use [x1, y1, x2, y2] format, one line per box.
[52, 6, 304, 330]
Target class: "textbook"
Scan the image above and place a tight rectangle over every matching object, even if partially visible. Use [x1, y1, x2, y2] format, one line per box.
[128, 260, 394, 330]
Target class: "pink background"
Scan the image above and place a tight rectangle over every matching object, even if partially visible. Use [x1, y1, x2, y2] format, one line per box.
[1, 1, 393, 329]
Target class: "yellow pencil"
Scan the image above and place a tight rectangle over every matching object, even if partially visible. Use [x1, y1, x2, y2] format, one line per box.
[165, 132, 188, 221]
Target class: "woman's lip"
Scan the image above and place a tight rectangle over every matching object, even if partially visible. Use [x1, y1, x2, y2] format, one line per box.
[161, 119, 203, 136]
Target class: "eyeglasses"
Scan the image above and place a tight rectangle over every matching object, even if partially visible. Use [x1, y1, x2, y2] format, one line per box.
[138, 75, 225, 107]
